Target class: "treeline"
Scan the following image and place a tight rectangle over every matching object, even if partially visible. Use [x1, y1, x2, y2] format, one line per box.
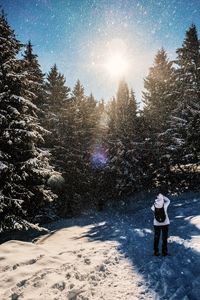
[0, 11, 199, 232]
[106, 24, 200, 197]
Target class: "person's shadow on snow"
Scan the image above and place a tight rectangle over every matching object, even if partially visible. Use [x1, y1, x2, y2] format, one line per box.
[76, 195, 200, 300]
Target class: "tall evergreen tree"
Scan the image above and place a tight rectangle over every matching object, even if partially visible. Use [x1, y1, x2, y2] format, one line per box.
[45, 64, 70, 111]
[107, 80, 139, 196]
[0, 12, 55, 232]
[44, 64, 70, 170]
[22, 41, 45, 109]
[143, 48, 176, 132]
[58, 80, 100, 214]
[142, 49, 177, 187]
[166, 24, 200, 177]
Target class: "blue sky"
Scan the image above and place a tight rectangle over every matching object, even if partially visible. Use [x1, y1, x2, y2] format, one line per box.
[1, 0, 200, 103]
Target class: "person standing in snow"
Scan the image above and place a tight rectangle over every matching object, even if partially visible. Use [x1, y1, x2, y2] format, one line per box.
[151, 193, 170, 256]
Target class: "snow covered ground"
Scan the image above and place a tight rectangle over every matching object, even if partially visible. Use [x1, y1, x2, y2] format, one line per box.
[0, 192, 200, 300]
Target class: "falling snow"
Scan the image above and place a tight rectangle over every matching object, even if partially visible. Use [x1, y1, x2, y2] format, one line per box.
[1, 0, 200, 102]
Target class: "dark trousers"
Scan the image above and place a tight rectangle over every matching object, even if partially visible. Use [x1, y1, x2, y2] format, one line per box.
[154, 225, 169, 254]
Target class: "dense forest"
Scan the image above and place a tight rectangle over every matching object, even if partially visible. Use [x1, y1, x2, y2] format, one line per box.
[0, 10, 200, 232]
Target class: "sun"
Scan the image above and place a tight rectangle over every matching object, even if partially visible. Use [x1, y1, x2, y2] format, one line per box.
[91, 38, 132, 80]
[104, 53, 129, 78]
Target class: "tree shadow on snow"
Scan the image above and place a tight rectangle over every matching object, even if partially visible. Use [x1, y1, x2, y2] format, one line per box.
[1, 194, 200, 299]
[75, 195, 200, 300]
[0, 213, 99, 244]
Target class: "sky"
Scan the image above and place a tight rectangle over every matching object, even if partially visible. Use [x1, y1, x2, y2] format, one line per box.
[1, 0, 200, 104]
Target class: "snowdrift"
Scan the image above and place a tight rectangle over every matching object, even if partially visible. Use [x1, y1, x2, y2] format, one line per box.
[0, 193, 200, 299]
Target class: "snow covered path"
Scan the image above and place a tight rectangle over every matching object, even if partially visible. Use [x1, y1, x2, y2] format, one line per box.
[0, 193, 200, 299]
[0, 221, 153, 300]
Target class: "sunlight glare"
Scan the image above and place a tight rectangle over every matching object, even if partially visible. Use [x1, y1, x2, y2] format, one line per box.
[104, 53, 129, 78]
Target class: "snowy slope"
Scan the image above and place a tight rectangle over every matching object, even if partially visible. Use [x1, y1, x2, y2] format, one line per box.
[0, 193, 200, 300]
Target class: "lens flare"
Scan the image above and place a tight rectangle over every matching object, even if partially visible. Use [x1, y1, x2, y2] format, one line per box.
[91, 144, 108, 169]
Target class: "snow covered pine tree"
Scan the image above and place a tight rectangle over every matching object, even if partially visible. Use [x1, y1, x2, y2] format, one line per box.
[22, 40, 46, 110]
[0, 11, 56, 232]
[142, 48, 177, 187]
[164, 25, 200, 187]
[107, 80, 139, 196]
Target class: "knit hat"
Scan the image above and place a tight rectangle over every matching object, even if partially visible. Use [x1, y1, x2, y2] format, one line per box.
[154, 193, 164, 208]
